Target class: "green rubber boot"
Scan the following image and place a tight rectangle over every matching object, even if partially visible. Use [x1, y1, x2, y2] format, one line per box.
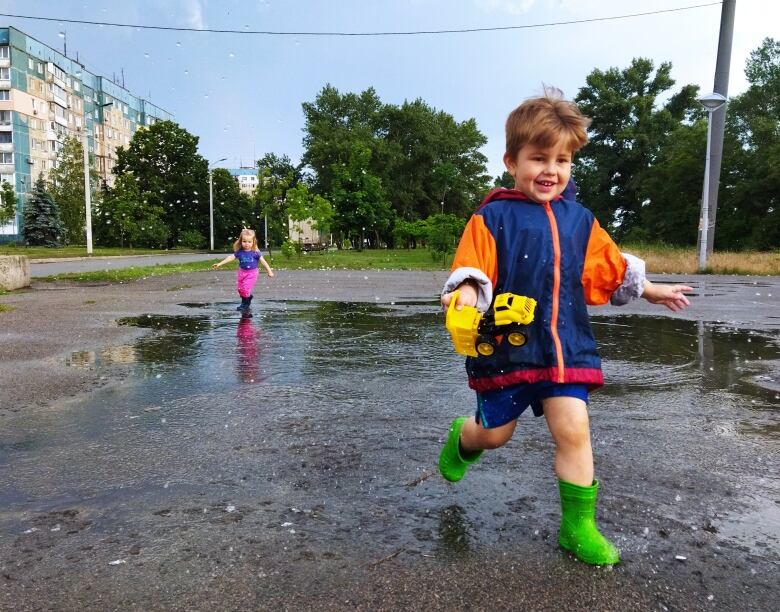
[558, 479, 620, 566]
[438, 417, 483, 482]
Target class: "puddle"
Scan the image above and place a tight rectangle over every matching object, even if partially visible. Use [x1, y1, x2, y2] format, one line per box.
[1, 301, 778, 561]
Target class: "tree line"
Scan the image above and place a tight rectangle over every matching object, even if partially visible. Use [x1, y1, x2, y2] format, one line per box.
[16, 37, 780, 252]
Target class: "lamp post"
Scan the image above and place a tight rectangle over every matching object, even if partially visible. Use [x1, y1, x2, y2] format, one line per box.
[697, 92, 727, 272]
[83, 101, 113, 255]
[208, 158, 227, 251]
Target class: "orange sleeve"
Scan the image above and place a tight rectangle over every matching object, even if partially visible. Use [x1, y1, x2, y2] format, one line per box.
[581, 218, 627, 305]
[451, 215, 498, 287]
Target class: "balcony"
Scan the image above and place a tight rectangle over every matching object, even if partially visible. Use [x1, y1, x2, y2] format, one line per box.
[0, 142, 12, 153]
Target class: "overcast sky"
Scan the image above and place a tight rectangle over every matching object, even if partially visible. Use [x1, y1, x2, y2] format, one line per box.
[2, 0, 776, 177]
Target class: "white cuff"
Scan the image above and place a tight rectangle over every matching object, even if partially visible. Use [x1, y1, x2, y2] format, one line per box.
[442, 267, 493, 312]
[610, 252, 646, 305]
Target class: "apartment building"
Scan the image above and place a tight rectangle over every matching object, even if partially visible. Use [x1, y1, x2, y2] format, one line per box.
[0, 26, 172, 240]
[228, 167, 259, 195]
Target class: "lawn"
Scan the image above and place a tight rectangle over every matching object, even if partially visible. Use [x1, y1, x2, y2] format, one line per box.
[8, 245, 780, 283]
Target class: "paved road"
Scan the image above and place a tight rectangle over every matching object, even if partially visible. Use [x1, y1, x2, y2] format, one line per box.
[0, 270, 778, 611]
[30, 252, 222, 277]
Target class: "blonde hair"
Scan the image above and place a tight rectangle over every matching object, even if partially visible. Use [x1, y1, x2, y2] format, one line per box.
[233, 228, 258, 251]
[505, 86, 591, 158]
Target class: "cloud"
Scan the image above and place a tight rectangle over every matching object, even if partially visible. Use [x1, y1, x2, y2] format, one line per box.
[474, 0, 537, 16]
[183, 0, 206, 30]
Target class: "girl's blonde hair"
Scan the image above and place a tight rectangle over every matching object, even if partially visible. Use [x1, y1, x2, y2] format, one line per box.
[505, 86, 591, 158]
[233, 228, 258, 251]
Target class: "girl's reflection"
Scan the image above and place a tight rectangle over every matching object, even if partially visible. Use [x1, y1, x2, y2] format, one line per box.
[236, 316, 264, 383]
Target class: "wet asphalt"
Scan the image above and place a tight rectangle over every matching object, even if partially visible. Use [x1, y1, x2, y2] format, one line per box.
[0, 269, 777, 611]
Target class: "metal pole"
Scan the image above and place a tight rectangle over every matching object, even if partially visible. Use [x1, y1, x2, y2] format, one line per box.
[264, 211, 268, 249]
[82, 130, 93, 255]
[704, 0, 736, 256]
[209, 168, 214, 251]
[699, 111, 714, 271]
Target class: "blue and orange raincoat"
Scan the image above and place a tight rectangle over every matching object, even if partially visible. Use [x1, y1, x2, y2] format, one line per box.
[442, 186, 646, 392]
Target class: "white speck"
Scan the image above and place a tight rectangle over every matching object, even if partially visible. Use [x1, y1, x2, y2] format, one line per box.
[155, 373, 162, 379]
[288, 529, 296, 534]
[675, 555, 687, 561]
[226, 505, 236, 513]
[109, 559, 126, 565]
[281, 521, 293, 527]
[23, 527, 38, 534]
[51, 524, 61, 532]
[675, 494, 682, 502]
[707, 595, 714, 601]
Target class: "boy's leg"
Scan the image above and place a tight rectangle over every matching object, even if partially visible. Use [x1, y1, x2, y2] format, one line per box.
[542, 396, 593, 486]
[438, 416, 516, 483]
[543, 396, 619, 565]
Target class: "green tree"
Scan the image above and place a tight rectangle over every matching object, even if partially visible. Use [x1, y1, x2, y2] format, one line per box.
[23, 176, 64, 247]
[493, 171, 515, 189]
[254, 153, 301, 249]
[48, 136, 100, 245]
[285, 183, 334, 240]
[392, 218, 428, 249]
[574, 58, 699, 239]
[95, 173, 169, 248]
[639, 121, 707, 245]
[113, 120, 208, 247]
[0, 180, 15, 226]
[381, 100, 490, 220]
[211, 168, 256, 248]
[425, 213, 466, 265]
[714, 38, 780, 250]
[328, 140, 394, 248]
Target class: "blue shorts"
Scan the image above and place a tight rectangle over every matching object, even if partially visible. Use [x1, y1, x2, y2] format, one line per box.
[475, 382, 589, 429]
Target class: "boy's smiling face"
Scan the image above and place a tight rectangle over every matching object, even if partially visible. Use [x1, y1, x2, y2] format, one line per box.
[503, 138, 573, 203]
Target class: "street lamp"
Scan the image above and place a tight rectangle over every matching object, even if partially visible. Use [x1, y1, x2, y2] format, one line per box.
[83, 101, 113, 255]
[208, 158, 227, 251]
[697, 92, 727, 272]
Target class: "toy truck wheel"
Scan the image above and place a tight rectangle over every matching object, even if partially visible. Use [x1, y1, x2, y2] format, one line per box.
[506, 328, 527, 346]
[476, 335, 497, 356]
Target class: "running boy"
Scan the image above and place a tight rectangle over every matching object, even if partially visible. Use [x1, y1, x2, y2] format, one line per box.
[213, 228, 274, 315]
[438, 88, 692, 566]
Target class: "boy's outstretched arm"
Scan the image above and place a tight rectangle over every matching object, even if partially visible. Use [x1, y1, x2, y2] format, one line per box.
[641, 280, 693, 312]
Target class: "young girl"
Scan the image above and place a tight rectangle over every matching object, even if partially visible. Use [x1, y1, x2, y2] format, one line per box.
[213, 228, 274, 315]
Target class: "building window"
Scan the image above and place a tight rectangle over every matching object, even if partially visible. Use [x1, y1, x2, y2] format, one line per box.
[0, 67, 9, 80]
[0, 90, 9, 100]
[0, 133, 11, 144]
[0, 110, 10, 125]
[0, 46, 9, 59]
[28, 58, 34, 70]
[0, 152, 13, 164]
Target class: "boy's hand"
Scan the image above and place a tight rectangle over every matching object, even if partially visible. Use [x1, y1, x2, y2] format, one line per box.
[642, 281, 693, 312]
[267, 270, 275, 277]
[212, 263, 220, 269]
[442, 281, 478, 310]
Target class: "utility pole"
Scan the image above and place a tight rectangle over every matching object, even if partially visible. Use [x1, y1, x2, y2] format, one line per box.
[701, 0, 736, 257]
[82, 130, 93, 255]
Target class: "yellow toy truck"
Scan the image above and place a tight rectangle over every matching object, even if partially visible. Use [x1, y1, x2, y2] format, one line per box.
[446, 290, 537, 357]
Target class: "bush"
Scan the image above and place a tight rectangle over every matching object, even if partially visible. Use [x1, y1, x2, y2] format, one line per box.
[281, 239, 298, 259]
[178, 229, 206, 249]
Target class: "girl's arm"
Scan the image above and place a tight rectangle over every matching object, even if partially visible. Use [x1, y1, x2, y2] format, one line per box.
[259, 255, 274, 277]
[212, 254, 236, 269]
